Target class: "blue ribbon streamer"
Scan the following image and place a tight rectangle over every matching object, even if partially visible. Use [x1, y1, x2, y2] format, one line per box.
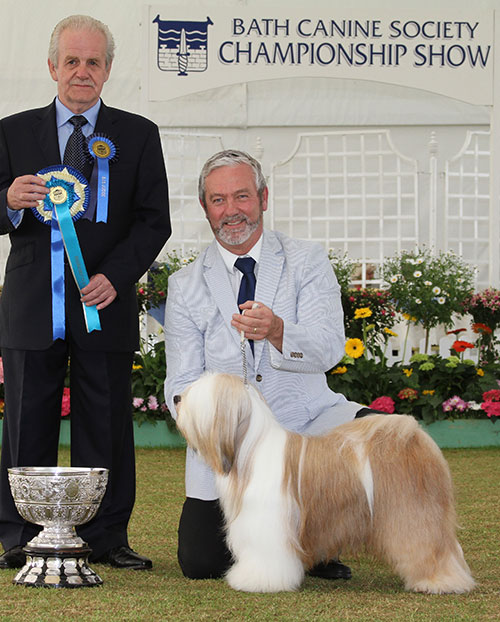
[53, 200, 101, 334]
[87, 136, 116, 224]
[50, 220, 66, 340]
[96, 156, 109, 223]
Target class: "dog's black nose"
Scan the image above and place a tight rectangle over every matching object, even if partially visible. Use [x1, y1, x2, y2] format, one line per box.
[173, 395, 181, 405]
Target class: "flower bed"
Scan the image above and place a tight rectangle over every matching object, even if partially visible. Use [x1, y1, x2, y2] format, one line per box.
[2, 418, 496, 450]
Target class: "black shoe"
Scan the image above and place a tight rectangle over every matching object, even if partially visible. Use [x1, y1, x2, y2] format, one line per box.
[0, 545, 26, 570]
[308, 559, 352, 580]
[93, 546, 152, 570]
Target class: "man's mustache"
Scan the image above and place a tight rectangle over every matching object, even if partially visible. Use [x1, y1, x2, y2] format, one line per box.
[69, 80, 94, 87]
[220, 215, 250, 226]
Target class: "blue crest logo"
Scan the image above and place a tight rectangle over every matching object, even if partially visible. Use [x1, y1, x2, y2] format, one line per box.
[153, 15, 214, 76]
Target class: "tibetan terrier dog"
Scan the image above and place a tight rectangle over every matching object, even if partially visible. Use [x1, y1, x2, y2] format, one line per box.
[174, 372, 475, 594]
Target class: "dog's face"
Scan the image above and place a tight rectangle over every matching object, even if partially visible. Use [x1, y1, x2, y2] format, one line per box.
[174, 373, 253, 475]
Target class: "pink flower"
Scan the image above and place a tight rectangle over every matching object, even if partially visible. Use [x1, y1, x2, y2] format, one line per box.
[369, 396, 395, 414]
[147, 396, 159, 411]
[481, 401, 500, 418]
[61, 387, 71, 417]
[0, 357, 4, 384]
[442, 395, 467, 413]
[133, 397, 144, 408]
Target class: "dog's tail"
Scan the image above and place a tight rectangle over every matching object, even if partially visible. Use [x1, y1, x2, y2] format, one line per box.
[360, 415, 476, 594]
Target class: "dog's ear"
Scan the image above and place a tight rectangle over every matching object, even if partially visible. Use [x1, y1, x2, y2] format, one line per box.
[211, 375, 252, 474]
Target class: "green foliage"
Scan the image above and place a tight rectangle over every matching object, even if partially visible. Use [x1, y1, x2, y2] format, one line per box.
[328, 249, 356, 294]
[328, 352, 500, 423]
[342, 288, 397, 356]
[132, 339, 174, 429]
[381, 247, 475, 331]
[137, 250, 198, 314]
[463, 287, 500, 329]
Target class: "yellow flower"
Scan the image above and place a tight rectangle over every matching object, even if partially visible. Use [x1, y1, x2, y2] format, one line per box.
[345, 338, 365, 359]
[331, 366, 347, 375]
[477, 368, 485, 377]
[403, 368, 413, 377]
[402, 313, 417, 323]
[384, 328, 398, 337]
[354, 307, 373, 319]
[132, 364, 143, 371]
[423, 389, 435, 395]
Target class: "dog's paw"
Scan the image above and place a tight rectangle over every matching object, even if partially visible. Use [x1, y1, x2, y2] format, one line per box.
[225, 561, 303, 593]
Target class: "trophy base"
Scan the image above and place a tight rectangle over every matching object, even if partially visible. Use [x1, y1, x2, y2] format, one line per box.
[13, 546, 103, 588]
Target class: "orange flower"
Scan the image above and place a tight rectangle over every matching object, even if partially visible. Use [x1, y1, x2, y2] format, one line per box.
[451, 340, 474, 353]
[331, 366, 347, 375]
[472, 323, 493, 335]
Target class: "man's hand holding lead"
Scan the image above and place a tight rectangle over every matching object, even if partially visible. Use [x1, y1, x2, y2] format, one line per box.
[231, 300, 284, 352]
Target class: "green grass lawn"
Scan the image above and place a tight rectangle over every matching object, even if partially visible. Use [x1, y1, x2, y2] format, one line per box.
[0, 447, 498, 622]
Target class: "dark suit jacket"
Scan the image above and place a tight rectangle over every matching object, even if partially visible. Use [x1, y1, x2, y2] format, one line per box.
[0, 100, 171, 351]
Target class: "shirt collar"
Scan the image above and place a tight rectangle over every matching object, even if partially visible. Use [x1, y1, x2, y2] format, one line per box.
[55, 97, 101, 130]
[216, 234, 263, 274]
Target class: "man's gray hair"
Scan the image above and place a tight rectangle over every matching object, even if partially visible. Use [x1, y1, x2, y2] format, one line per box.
[48, 15, 115, 69]
[198, 150, 267, 206]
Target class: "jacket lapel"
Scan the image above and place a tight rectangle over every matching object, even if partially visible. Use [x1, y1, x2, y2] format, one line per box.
[94, 102, 119, 139]
[254, 231, 284, 368]
[203, 241, 242, 349]
[31, 102, 60, 166]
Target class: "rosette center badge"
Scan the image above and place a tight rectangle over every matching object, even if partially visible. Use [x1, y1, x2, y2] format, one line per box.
[35, 166, 88, 223]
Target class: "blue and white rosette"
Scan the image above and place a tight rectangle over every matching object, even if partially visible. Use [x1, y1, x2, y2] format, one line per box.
[33, 165, 101, 339]
[86, 134, 118, 223]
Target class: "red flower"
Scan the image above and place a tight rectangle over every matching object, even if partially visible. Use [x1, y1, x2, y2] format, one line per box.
[482, 389, 500, 402]
[451, 340, 474, 353]
[61, 387, 71, 417]
[369, 396, 395, 414]
[481, 401, 500, 418]
[398, 387, 418, 401]
[472, 323, 493, 334]
[447, 328, 467, 336]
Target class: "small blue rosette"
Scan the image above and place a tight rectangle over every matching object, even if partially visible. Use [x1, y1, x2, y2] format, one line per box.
[86, 134, 118, 223]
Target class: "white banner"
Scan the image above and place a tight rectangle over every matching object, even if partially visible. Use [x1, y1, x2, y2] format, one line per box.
[146, 4, 494, 105]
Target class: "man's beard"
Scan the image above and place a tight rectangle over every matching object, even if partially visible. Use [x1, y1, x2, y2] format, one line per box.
[213, 211, 261, 246]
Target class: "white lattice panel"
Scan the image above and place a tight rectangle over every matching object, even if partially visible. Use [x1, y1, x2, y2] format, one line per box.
[269, 131, 419, 285]
[159, 132, 224, 257]
[444, 131, 490, 287]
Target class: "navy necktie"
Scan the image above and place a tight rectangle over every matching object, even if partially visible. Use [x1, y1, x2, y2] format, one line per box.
[63, 115, 87, 175]
[235, 256, 256, 309]
[235, 256, 256, 353]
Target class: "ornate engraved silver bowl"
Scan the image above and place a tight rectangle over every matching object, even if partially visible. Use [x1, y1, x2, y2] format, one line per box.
[8, 466, 108, 588]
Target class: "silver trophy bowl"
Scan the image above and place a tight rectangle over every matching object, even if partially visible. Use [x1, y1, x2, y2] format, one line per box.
[8, 466, 108, 588]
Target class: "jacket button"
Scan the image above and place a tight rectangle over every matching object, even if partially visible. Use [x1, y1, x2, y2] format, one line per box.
[256, 374, 262, 382]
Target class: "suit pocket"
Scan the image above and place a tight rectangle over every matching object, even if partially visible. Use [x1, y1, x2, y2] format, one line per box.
[5, 242, 35, 272]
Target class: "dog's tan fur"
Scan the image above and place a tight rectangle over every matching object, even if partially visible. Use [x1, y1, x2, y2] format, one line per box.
[175, 373, 475, 594]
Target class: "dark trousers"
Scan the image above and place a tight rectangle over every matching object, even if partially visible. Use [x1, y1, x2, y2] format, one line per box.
[177, 406, 383, 579]
[0, 340, 135, 558]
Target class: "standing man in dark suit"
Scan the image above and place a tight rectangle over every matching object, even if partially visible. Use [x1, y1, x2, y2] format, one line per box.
[0, 15, 170, 570]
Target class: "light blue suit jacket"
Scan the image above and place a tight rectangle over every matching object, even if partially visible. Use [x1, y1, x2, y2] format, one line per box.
[164, 230, 352, 499]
